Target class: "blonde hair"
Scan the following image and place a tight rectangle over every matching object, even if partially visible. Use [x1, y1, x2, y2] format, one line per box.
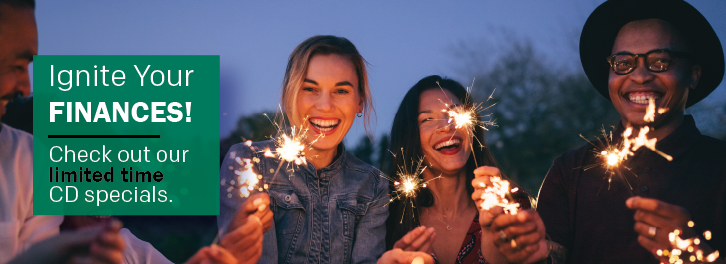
[280, 35, 375, 136]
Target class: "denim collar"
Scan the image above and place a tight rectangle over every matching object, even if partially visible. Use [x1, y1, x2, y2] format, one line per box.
[301, 142, 346, 179]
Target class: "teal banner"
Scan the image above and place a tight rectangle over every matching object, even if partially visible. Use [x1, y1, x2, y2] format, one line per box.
[33, 55, 220, 215]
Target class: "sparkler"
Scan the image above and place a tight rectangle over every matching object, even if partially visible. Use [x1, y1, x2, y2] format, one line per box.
[579, 98, 672, 192]
[656, 221, 720, 263]
[476, 175, 521, 248]
[579, 127, 636, 191]
[264, 124, 312, 167]
[261, 110, 323, 181]
[222, 108, 323, 198]
[477, 176, 520, 215]
[436, 80, 497, 166]
[381, 148, 441, 223]
[222, 146, 267, 198]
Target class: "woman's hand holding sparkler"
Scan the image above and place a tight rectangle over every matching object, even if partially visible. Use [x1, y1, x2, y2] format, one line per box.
[377, 248, 435, 264]
[627, 196, 724, 263]
[472, 166, 548, 264]
[472, 166, 505, 228]
[228, 193, 272, 233]
[377, 227, 436, 264]
[393, 226, 437, 254]
[221, 193, 272, 264]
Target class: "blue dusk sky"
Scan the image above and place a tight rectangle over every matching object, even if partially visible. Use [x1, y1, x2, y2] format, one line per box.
[34, 1, 726, 145]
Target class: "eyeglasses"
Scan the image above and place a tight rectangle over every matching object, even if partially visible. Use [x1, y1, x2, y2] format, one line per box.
[606, 49, 690, 75]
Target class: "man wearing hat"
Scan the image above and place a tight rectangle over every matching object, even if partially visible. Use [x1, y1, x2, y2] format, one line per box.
[537, 0, 725, 263]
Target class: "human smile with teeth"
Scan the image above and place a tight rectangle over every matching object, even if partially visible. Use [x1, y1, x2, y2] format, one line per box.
[626, 92, 661, 105]
[418, 88, 472, 174]
[309, 117, 340, 135]
[433, 138, 461, 152]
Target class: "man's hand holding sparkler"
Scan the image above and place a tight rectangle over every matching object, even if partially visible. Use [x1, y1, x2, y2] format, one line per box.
[627, 196, 724, 263]
[472, 166, 548, 264]
[221, 193, 272, 264]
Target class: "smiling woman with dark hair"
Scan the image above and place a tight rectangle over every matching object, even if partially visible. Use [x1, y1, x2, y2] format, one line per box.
[379, 75, 548, 264]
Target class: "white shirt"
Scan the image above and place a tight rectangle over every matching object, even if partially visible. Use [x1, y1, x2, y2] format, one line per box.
[120, 228, 173, 264]
[0, 124, 63, 263]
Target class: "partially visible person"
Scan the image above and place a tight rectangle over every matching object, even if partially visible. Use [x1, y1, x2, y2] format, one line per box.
[537, 0, 726, 263]
[0, 0, 93, 262]
[1, 96, 31, 133]
[381, 76, 547, 264]
[62, 215, 240, 264]
[8, 219, 125, 264]
[0, 1, 167, 263]
[219, 35, 389, 264]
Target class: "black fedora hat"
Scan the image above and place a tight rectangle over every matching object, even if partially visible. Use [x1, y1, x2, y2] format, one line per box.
[580, 0, 724, 108]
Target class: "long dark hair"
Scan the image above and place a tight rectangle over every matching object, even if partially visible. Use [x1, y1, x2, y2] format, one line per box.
[384, 75, 501, 249]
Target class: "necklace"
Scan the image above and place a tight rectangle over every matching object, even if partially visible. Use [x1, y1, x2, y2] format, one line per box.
[426, 207, 468, 231]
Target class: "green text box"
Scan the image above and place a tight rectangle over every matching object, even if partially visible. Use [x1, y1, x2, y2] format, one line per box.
[33, 55, 220, 215]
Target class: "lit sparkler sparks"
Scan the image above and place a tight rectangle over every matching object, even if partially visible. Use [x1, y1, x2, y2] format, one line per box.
[579, 98, 673, 192]
[657, 221, 720, 263]
[445, 102, 495, 132]
[222, 108, 323, 198]
[477, 176, 520, 215]
[639, 98, 672, 161]
[223, 147, 267, 198]
[580, 127, 636, 191]
[381, 148, 441, 223]
[261, 112, 323, 179]
[630, 126, 673, 161]
[436, 80, 497, 166]
[264, 126, 309, 166]
[643, 97, 670, 123]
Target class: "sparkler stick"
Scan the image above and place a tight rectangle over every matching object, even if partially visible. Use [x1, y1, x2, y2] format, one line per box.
[380, 148, 441, 223]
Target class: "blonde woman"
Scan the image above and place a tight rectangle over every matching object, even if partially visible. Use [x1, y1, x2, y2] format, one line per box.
[219, 35, 389, 264]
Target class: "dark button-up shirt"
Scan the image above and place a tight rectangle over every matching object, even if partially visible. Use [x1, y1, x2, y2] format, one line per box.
[537, 115, 726, 263]
[219, 140, 390, 264]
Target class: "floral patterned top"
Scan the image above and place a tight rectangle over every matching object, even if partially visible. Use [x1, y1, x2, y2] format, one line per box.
[431, 212, 488, 264]
[430, 192, 533, 264]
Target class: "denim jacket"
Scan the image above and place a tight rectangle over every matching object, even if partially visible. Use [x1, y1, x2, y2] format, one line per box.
[218, 139, 390, 264]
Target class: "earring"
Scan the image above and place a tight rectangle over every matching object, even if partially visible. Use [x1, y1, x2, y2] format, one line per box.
[357, 113, 362, 117]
